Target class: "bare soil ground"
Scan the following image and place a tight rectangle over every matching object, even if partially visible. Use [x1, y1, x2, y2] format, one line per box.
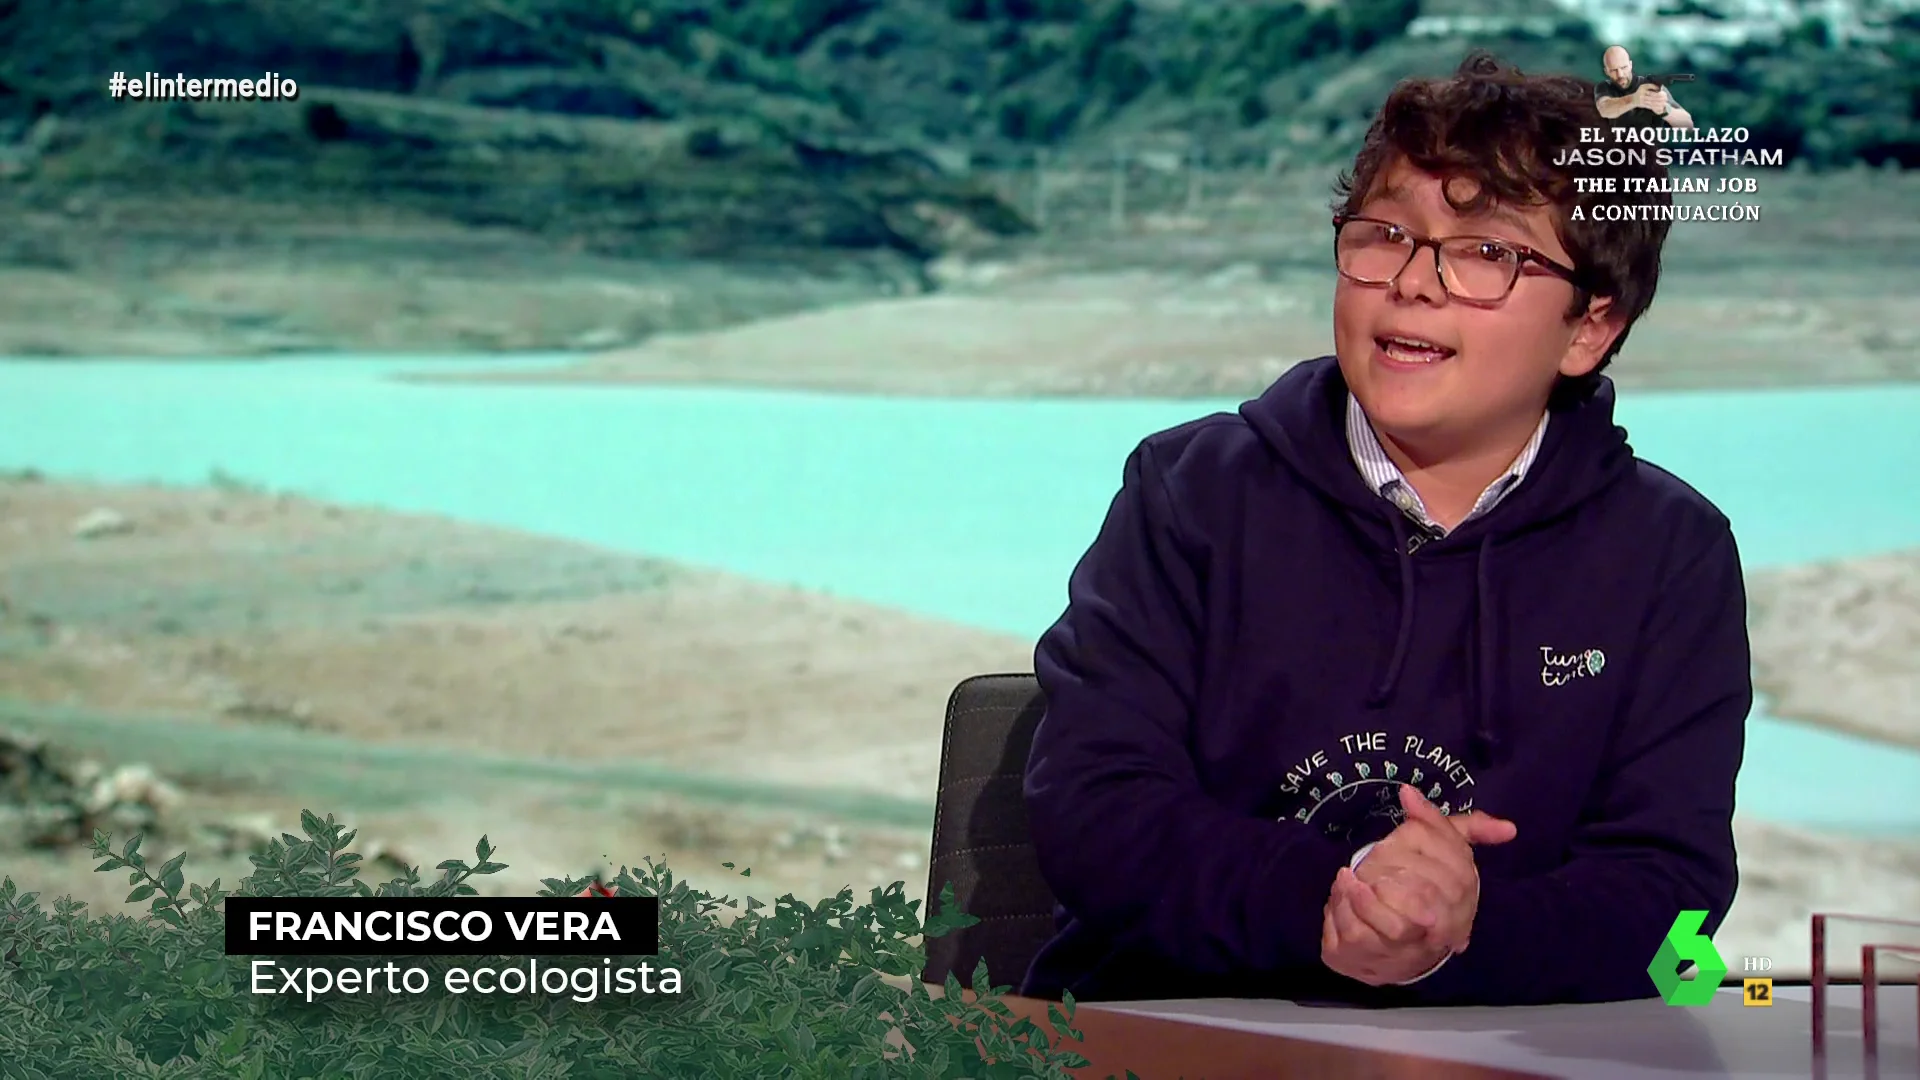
[2, 474, 1916, 977]
[427, 168, 1920, 397]
[0, 196, 920, 358]
[0, 473, 1017, 939]
[9, 169, 1916, 392]
[0, 477, 1031, 800]
[1749, 547, 1920, 752]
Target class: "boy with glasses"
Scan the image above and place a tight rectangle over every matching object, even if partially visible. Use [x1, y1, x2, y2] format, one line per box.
[1019, 51, 1750, 1005]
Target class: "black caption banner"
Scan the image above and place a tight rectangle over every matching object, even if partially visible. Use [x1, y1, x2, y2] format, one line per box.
[224, 896, 661, 957]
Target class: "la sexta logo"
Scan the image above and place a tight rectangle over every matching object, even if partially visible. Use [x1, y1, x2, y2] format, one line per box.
[1649, 910, 1728, 1006]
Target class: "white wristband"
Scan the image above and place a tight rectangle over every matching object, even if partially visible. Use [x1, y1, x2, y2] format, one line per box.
[1396, 951, 1451, 984]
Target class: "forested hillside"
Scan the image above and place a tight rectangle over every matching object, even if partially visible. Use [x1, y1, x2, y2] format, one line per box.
[3, 0, 1911, 265]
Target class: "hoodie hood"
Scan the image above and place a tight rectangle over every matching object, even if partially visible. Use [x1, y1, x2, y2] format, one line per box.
[1239, 356, 1636, 765]
[1239, 356, 1635, 542]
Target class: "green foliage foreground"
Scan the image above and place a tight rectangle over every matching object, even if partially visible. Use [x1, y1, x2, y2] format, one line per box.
[0, 811, 1101, 1078]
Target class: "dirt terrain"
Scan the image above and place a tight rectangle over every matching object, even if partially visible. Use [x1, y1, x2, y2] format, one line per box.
[0, 476, 1032, 799]
[10, 168, 1916, 394]
[428, 168, 1920, 397]
[0, 473, 1022, 933]
[3, 473, 1917, 976]
[428, 260, 1920, 398]
[0, 196, 923, 359]
[1748, 547, 1920, 753]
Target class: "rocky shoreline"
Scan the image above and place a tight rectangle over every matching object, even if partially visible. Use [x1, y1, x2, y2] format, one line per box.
[0, 193, 935, 359]
[7, 168, 1916, 398]
[420, 258, 1920, 399]
[1750, 547, 1920, 752]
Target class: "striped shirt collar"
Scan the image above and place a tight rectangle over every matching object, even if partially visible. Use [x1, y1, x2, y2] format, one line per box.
[1344, 393, 1549, 536]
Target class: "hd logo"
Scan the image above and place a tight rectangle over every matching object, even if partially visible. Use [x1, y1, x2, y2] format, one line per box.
[1648, 910, 1728, 1006]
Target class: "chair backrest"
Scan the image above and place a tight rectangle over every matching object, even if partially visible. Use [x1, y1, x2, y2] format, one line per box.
[921, 672, 1060, 993]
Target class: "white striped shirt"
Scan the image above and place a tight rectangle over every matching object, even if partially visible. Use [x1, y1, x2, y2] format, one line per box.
[1344, 393, 1549, 536]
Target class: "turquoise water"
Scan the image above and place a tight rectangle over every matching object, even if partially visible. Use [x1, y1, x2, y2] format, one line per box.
[2, 357, 1918, 833]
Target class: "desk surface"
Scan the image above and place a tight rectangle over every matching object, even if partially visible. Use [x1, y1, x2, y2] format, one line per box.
[1004, 985, 1917, 1079]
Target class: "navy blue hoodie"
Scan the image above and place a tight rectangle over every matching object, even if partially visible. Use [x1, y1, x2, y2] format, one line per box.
[1021, 356, 1750, 1007]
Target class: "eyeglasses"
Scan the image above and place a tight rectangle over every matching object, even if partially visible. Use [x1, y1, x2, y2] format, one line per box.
[1332, 214, 1585, 302]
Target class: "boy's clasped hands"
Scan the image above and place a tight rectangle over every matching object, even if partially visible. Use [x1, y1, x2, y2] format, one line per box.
[1321, 784, 1518, 986]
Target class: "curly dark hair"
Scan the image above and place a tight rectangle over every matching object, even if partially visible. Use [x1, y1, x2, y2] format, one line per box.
[1332, 51, 1674, 397]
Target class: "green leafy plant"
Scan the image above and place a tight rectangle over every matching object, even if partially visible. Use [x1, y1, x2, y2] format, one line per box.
[0, 810, 1105, 1077]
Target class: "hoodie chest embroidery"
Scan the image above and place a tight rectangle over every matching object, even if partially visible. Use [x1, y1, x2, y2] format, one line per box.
[1539, 646, 1607, 686]
[1270, 730, 1480, 843]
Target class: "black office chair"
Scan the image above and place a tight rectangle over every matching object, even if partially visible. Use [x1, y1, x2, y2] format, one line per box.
[921, 673, 1060, 993]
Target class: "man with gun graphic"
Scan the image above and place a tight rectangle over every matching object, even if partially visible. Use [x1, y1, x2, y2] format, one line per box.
[1595, 45, 1695, 129]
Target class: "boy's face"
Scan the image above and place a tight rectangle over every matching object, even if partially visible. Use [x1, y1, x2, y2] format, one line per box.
[1333, 160, 1621, 456]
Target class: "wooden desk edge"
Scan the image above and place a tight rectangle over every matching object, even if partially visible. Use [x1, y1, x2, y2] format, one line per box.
[910, 981, 1554, 1080]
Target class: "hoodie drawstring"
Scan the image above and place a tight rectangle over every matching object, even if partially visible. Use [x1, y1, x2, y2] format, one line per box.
[1471, 536, 1499, 767]
[1367, 519, 1502, 769]
[1368, 515, 1419, 707]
